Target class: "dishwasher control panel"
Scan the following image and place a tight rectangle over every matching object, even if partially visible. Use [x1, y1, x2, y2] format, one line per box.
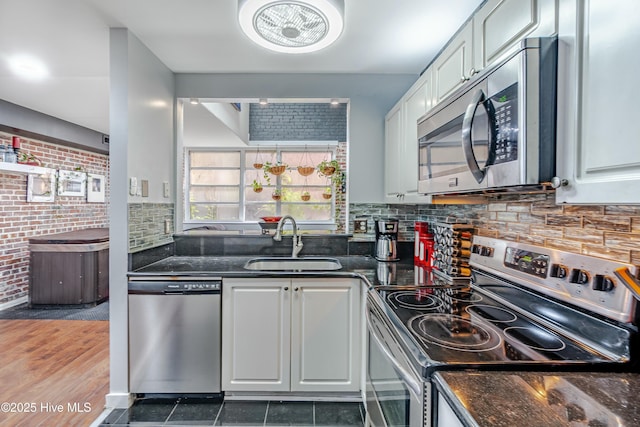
[128, 278, 222, 294]
[166, 282, 221, 292]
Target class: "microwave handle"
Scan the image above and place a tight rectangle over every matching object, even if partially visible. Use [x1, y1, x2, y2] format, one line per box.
[462, 88, 487, 184]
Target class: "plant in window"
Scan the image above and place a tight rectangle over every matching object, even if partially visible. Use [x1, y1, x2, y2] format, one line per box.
[297, 165, 315, 176]
[317, 159, 340, 177]
[251, 179, 263, 193]
[322, 187, 332, 200]
[301, 191, 311, 201]
[264, 161, 287, 176]
[271, 189, 282, 201]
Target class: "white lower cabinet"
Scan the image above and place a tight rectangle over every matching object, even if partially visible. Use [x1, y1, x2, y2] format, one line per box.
[222, 277, 361, 393]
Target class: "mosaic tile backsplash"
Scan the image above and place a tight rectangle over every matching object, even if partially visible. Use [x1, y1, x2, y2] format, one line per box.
[350, 192, 640, 265]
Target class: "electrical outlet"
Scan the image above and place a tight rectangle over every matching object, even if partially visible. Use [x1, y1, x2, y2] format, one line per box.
[164, 219, 172, 234]
[163, 181, 170, 198]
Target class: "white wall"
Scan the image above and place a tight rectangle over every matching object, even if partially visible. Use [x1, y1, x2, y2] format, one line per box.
[108, 28, 175, 408]
[175, 73, 416, 203]
[201, 102, 249, 144]
[183, 102, 249, 147]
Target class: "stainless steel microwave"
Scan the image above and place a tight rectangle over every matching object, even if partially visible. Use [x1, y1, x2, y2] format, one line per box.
[417, 37, 557, 195]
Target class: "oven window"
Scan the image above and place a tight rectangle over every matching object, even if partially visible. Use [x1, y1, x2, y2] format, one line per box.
[368, 319, 411, 427]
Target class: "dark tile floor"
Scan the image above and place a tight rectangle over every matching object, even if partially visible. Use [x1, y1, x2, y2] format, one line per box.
[100, 397, 366, 426]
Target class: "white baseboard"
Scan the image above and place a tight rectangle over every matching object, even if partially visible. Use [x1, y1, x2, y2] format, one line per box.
[105, 392, 133, 409]
[0, 296, 28, 311]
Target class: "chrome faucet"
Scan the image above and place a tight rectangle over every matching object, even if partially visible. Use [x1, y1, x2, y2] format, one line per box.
[273, 215, 303, 258]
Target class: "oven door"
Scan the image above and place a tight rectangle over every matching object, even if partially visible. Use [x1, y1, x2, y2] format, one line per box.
[366, 299, 426, 427]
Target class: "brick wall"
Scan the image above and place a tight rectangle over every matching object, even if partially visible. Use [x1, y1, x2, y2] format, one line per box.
[350, 192, 640, 265]
[249, 103, 347, 141]
[0, 132, 109, 307]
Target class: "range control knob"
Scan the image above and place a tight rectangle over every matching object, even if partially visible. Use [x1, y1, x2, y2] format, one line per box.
[569, 269, 590, 285]
[593, 275, 615, 292]
[550, 264, 568, 279]
[480, 246, 493, 257]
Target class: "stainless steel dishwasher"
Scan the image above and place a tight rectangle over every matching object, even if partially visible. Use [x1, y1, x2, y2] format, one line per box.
[128, 277, 221, 394]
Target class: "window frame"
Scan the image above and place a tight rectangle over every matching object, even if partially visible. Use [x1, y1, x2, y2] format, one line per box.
[184, 145, 338, 231]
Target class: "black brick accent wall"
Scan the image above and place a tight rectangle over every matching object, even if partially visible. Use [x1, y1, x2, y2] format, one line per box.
[249, 103, 347, 141]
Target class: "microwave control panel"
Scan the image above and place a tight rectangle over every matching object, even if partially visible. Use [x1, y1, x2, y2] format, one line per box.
[490, 83, 519, 165]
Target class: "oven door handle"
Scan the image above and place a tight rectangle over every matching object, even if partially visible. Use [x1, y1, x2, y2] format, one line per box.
[366, 309, 422, 400]
[462, 88, 489, 184]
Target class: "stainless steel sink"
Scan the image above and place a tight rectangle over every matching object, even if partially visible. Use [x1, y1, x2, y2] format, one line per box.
[243, 257, 342, 271]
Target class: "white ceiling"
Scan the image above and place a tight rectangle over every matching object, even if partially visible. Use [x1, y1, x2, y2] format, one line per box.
[0, 0, 482, 135]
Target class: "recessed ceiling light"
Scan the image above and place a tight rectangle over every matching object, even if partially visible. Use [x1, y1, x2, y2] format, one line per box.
[190, 98, 200, 105]
[259, 98, 269, 105]
[238, 0, 344, 54]
[330, 98, 339, 105]
[8, 55, 48, 80]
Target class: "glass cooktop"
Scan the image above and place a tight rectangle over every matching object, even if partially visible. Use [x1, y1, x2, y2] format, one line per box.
[374, 283, 618, 367]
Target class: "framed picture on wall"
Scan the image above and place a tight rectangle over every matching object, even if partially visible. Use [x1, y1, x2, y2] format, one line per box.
[87, 173, 106, 203]
[57, 169, 87, 197]
[27, 172, 55, 203]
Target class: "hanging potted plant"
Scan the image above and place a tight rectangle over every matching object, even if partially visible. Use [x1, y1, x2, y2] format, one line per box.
[301, 191, 311, 201]
[317, 159, 340, 177]
[264, 161, 287, 176]
[251, 179, 263, 193]
[253, 147, 263, 169]
[297, 165, 315, 176]
[322, 187, 332, 200]
[271, 189, 282, 201]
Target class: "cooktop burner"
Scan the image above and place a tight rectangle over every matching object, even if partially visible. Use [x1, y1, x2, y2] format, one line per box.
[387, 291, 443, 310]
[466, 305, 517, 323]
[448, 291, 482, 303]
[504, 326, 566, 352]
[408, 314, 502, 352]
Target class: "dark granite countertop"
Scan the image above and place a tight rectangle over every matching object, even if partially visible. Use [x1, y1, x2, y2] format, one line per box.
[434, 371, 640, 426]
[129, 254, 423, 288]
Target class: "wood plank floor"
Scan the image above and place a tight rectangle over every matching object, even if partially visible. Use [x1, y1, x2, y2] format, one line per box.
[0, 319, 109, 427]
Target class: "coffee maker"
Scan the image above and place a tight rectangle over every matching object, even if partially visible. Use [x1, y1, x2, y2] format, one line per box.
[374, 219, 399, 261]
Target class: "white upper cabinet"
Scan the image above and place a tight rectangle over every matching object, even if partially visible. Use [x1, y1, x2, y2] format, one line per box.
[555, 0, 640, 204]
[384, 70, 434, 204]
[403, 73, 432, 195]
[384, 103, 403, 198]
[432, 21, 473, 106]
[473, 0, 557, 72]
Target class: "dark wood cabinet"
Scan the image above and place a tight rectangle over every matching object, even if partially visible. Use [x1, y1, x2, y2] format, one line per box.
[29, 228, 109, 306]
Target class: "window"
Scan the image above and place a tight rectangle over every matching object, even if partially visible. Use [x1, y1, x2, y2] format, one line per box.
[186, 147, 338, 227]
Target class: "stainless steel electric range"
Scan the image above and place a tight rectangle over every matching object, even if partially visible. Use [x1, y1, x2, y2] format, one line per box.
[366, 236, 639, 427]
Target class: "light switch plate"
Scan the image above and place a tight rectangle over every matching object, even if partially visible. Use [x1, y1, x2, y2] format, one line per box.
[129, 177, 137, 196]
[163, 181, 170, 198]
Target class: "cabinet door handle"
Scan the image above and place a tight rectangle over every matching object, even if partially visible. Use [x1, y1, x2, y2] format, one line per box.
[284, 287, 289, 291]
[294, 287, 299, 292]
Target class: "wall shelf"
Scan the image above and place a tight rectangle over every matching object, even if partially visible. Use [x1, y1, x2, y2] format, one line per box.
[0, 162, 52, 175]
